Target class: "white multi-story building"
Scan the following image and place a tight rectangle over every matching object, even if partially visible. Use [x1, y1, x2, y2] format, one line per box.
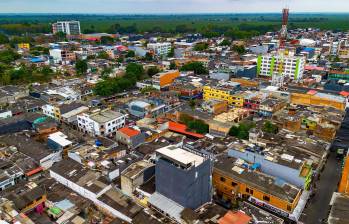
[77, 109, 126, 136]
[52, 21, 81, 35]
[147, 42, 171, 56]
[257, 53, 305, 83]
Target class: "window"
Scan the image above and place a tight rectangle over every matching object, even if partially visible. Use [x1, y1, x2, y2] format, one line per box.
[220, 177, 226, 182]
[263, 195, 270, 202]
[246, 188, 250, 193]
[287, 205, 292, 211]
[231, 182, 237, 187]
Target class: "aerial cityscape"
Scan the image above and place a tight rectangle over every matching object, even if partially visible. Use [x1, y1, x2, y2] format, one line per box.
[0, 1, 349, 224]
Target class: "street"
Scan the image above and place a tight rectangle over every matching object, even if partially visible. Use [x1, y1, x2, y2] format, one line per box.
[300, 152, 342, 223]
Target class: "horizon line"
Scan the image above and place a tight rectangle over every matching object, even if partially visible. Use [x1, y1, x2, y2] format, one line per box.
[1, 12, 349, 15]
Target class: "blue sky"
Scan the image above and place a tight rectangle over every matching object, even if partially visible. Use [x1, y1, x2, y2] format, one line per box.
[0, 0, 348, 13]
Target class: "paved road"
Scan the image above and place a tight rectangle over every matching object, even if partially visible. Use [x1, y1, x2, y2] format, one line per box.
[300, 152, 342, 223]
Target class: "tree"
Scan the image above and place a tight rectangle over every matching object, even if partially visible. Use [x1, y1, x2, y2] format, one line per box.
[147, 66, 160, 77]
[107, 23, 121, 34]
[167, 47, 175, 57]
[101, 67, 114, 79]
[117, 57, 124, 63]
[126, 63, 144, 80]
[94, 63, 145, 96]
[169, 62, 177, 70]
[75, 60, 88, 76]
[144, 52, 154, 61]
[219, 39, 231, 46]
[189, 99, 196, 109]
[0, 49, 21, 64]
[141, 86, 157, 94]
[126, 50, 135, 58]
[232, 45, 246, 55]
[188, 119, 209, 134]
[194, 42, 209, 51]
[100, 36, 115, 45]
[54, 31, 66, 41]
[180, 62, 208, 75]
[97, 51, 110, 59]
[0, 73, 11, 85]
[0, 33, 9, 44]
[229, 122, 255, 140]
[263, 121, 278, 134]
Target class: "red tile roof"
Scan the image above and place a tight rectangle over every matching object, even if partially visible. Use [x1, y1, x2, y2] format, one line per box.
[218, 211, 252, 224]
[119, 127, 141, 137]
[340, 91, 349, 97]
[168, 121, 204, 139]
[307, 90, 317, 95]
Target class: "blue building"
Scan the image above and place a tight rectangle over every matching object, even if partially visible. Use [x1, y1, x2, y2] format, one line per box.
[236, 65, 257, 79]
[153, 145, 212, 209]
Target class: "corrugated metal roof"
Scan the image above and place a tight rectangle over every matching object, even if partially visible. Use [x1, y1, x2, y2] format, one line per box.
[148, 192, 184, 222]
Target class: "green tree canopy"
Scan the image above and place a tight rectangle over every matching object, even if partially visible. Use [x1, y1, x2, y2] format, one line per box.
[232, 45, 246, 55]
[144, 52, 154, 61]
[180, 62, 208, 75]
[0, 49, 21, 64]
[97, 51, 110, 60]
[0, 33, 9, 44]
[147, 66, 160, 77]
[100, 36, 115, 45]
[194, 42, 209, 51]
[229, 122, 255, 140]
[167, 47, 175, 57]
[126, 50, 135, 58]
[75, 60, 88, 76]
[94, 63, 145, 96]
[219, 39, 231, 46]
[262, 121, 278, 134]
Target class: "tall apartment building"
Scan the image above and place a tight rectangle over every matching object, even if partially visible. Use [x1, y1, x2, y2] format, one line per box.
[257, 54, 305, 82]
[52, 21, 81, 35]
[147, 42, 171, 56]
[77, 109, 127, 136]
[148, 145, 212, 222]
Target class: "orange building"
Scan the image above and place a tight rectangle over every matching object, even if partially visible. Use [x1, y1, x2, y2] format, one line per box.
[213, 155, 302, 217]
[290, 92, 346, 111]
[152, 70, 180, 89]
[338, 156, 349, 194]
[231, 78, 259, 88]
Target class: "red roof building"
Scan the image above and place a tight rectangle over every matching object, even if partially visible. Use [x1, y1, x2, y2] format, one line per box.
[168, 121, 204, 139]
[218, 211, 252, 224]
[118, 126, 141, 137]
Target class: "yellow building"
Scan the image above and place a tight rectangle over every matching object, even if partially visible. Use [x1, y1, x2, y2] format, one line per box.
[17, 43, 30, 50]
[203, 86, 244, 107]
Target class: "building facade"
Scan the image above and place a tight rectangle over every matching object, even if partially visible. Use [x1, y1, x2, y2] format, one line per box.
[52, 21, 81, 35]
[147, 42, 171, 56]
[257, 54, 305, 81]
[203, 86, 244, 107]
[77, 110, 126, 136]
[154, 145, 212, 209]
